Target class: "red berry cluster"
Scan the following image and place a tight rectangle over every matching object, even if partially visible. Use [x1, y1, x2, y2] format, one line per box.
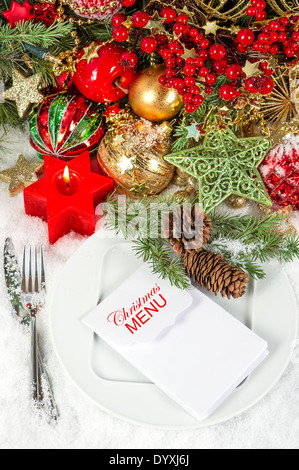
[246, 0, 267, 22]
[236, 15, 299, 58]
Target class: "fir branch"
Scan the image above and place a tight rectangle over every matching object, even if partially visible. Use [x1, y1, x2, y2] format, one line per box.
[133, 237, 191, 290]
[0, 21, 75, 49]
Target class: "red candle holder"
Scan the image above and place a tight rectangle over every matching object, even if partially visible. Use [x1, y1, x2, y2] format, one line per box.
[23, 152, 115, 244]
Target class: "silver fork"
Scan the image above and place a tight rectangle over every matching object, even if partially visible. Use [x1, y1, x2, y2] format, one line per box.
[21, 246, 58, 421]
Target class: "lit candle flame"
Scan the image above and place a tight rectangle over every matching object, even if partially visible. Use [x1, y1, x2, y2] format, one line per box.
[63, 165, 70, 188]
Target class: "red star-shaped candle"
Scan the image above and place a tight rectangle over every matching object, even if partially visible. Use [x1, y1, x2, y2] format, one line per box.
[3, 0, 35, 28]
[23, 152, 115, 244]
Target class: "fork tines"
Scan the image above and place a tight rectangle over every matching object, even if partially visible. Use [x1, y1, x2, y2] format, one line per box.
[21, 245, 46, 294]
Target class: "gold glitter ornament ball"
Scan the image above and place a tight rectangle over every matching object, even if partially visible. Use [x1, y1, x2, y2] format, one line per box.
[226, 194, 247, 209]
[97, 118, 175, 197]
[128, 65, 183, 122]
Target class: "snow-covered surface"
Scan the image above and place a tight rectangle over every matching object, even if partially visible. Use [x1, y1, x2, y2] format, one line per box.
[0, 128, 298, 449]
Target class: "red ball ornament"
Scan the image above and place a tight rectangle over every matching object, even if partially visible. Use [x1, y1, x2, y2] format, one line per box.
[73, 42, 137, 103]
[259, 136, 299, 210]
[2, 0, 34, 28]
[71, 0, 122, 20]
[121, 51, 138, 67]
[237, 28, 255, 46]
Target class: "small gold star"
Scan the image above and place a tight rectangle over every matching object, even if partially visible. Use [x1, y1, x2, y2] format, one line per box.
[2, 70, 43, 118]
[202, 21, 221, 36]
[80, 42, 101, 64]
[182, 48, 197, 60]
[113, 134, 125, 146]
[117, 155, 135, 175]
[242, 60, 263, 78]
[0, 155, 44, 197]
[146, 11, 166, 33]
[130, 181, 147, 196]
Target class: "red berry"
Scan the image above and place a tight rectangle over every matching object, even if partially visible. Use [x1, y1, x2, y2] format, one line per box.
[159, 6, 176, 23]
[173, 78, 184, 90]
[184, 76, 195, 87]
[185, 104, 196, 113]
[244, 77, 259, 93]
[111, 13, 126, 27]
[237, 28, 255, 46]
[183, 64, 196, 75]
[226, 64, 243, 80]
[189, 85, 200, 95]
[176, 14, 188, 24]
[195, 56, 204, 67]
[121, 51, 138, 67]
[269, 31, 279, 43]
[199, 66, 210, 77]
[112, 25, 129, 42]
[285, 48, 296, 57]
[165, 57, 176, 68]
[255, 11, 267, 20]
[258, 32, 269, 43]
[193, 95, 204, 105]
[259, 77, 274, 94]
[269, 20, 280, 31]
[209, 44, 226, 60]
[253, 40, 263, 51]
[165, 67, 176, 77]
[199, 39, 210, 49]
[206, 72, 217, 85]
[159, 75, 167, 86]
[186, 58, 195, 65]
[251, 0, 258, 5]
[182, 92, 193, 104]
[155, 34, 167, 44]
[255, 0, 266, 10]
[212, 59, 227, 76]
[173, 22, 185, 36]
[140, 36, 158, 53]
[278, 32, 288, 42]
[219, 83, 241, 101]
[197, 49, 209, 61]
[205, 85, 214, 95]
[132, 11, 149, 28]
[292, 31, 299, 41]
[279, 17, 289, 26]
[189, 28, 199, 38]
[121, 0, 136, 6]
[247, 6, 256, 16]
[269, 44, 279, 54]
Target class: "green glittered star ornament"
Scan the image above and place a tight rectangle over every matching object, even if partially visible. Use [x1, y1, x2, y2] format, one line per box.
[164, 129, 272, 213]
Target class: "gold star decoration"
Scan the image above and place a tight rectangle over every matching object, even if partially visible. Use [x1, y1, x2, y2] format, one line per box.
[146, 11, 166, 33]
[202, 21, 221, 36]
[242, 60, 263, 78]
[0, 155, 44, 197]
[80, 42, 102, 64]
[182, 48, 197, 60]
[117, 155, 135, 175]
[2, 70, 43, 118]
[113, 134, 126, 146]
[130, 181, 148, 196]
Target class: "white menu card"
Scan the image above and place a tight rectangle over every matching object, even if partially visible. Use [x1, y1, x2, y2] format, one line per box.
[82, 265, 268, 422]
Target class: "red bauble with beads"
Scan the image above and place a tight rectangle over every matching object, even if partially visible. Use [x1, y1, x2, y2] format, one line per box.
[259, 137, 299, 210]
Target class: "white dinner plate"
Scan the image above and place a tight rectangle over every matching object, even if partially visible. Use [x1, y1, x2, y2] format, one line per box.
[50, 229, 298, 429]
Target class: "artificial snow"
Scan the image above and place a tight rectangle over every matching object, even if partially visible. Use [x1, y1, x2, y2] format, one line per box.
[0, 127, 298, 449]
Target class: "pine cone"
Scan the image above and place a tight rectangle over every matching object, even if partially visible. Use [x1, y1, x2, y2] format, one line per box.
[183, 250, 249, 300]
[163, 205, 212, 256]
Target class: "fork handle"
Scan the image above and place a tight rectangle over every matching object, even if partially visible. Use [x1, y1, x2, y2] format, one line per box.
[31, 313, 39, 403]
[37, 347, 59, 422]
